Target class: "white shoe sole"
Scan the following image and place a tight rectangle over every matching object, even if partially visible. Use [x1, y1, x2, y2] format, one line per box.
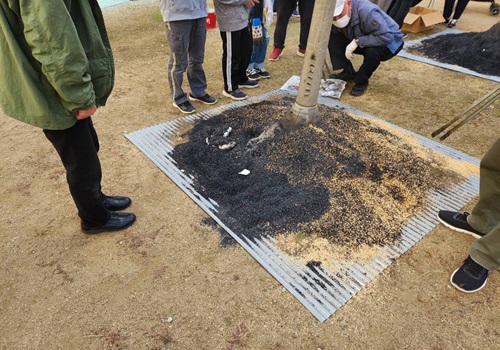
[172, 102, 196, 114]
[222, 90, 247, 101]
[246, 74, 262, 81]
[268, 53, 283, 61]
[188, 95, 218, 105]
[238, 83, 259, 89]
[436, 214, 483, 239]
[450, 268, 488, 293]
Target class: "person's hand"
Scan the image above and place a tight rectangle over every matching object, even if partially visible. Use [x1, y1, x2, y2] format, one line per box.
[345, 39, 358, 60]
[75, 105, 97, 120]
[245, 0, 259, 9]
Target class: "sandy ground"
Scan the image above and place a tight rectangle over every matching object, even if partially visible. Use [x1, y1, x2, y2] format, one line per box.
[0, 0, 499, 349]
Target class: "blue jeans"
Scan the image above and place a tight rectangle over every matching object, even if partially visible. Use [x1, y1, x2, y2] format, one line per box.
[248, 25, 270, 71]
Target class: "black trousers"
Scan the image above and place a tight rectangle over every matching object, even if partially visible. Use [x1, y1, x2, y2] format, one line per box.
[43, 118, 110, 226]
[443, 0, 470, 20]
[273, 0, 316, 50]
[328, 27, 403, 84]
[220, 27, 253, 92]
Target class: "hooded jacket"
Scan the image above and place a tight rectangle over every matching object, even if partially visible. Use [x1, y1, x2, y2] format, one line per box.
[0, 0, 114, 130]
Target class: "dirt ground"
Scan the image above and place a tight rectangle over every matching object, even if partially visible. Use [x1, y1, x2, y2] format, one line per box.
[0, 0, 499, 349]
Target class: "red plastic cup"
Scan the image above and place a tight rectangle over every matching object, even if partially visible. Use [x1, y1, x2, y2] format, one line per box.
[206, 9, 216, 29]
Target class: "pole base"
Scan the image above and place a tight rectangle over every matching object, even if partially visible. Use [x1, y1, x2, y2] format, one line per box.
[281, 102, 320, 130]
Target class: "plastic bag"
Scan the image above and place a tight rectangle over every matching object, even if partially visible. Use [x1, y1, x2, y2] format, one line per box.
[263, 0, 274, 28]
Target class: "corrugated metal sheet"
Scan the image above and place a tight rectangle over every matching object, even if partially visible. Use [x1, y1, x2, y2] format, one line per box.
[125, 90, 479, 322]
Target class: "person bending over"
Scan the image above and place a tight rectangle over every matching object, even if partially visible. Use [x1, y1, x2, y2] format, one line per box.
[328, 0, 404, 96]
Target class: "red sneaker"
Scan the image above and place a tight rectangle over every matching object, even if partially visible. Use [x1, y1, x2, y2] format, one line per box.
[268, 47, 283, 61]
[296, 48, 305, 57]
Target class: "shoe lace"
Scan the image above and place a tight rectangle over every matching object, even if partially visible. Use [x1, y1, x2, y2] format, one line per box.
[453, 212, 470, 222]
[464, 257, 488, 278]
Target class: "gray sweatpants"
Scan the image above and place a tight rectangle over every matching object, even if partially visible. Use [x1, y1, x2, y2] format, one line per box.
[165, 18, 208, 105]
[468, 138, 500, 271]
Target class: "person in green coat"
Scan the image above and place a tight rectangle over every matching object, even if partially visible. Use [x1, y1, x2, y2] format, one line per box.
[438, 138, 500, 293]
[0, 0, 136, 234]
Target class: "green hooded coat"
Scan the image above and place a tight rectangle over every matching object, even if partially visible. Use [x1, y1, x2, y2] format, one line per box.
[0, 0, 114, 130]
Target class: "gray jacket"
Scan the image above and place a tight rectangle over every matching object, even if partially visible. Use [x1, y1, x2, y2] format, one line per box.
[213, 0, 249, 32]
[159, 0, 207, 22]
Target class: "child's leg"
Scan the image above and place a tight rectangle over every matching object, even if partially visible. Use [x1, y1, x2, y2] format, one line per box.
[221, 28, 253, 91]
[220, 31, 237, 92]
[273, 0, 295, 49]
[187, 17, 208, 98]
[238, 27, 253, 82]
[165, 21, 190, 104]
[252, 25, 270, 70]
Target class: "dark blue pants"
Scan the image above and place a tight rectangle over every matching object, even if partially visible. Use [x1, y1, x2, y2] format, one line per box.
[43, 118, 110, 226]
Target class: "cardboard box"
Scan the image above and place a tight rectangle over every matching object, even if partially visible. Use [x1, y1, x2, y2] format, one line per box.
[402, 6, 444, 33]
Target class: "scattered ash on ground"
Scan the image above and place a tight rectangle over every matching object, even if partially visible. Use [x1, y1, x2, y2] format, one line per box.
[172, 96, 464, 252]
[410, 23, 500, 77]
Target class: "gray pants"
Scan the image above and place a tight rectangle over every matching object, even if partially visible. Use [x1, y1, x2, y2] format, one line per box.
[468, 138, 500, 270]
[165, 18, 208, 105]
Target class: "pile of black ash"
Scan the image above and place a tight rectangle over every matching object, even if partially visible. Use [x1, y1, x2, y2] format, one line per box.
[411, 23, 500, 77]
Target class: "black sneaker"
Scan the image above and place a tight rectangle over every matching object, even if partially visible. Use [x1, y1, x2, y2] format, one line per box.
[238, 79, 259, 89]
[402, 32, 408, 39]
[450, 255, 490, 293]
[173, 100, 196, 114]
[350, 82, 368, 96]
[329, 70, 356, 82]
[437, 211, 484, 239]
[222, 89, 247, 101]
[448, 19, 457, 28]
[188, 93, 218, 105]
[246, 69, 261, 80]
[256, 68, 271, 79]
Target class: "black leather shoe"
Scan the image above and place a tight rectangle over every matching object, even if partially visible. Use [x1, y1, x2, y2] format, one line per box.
[104, 195, 132, 211]
[350, 82, 369, 96]
[82, 212, 136, 234]
[329, 70, 356, 82]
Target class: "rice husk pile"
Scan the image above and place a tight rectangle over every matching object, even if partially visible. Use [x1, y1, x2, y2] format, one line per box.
[172, 95, 476, 261]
